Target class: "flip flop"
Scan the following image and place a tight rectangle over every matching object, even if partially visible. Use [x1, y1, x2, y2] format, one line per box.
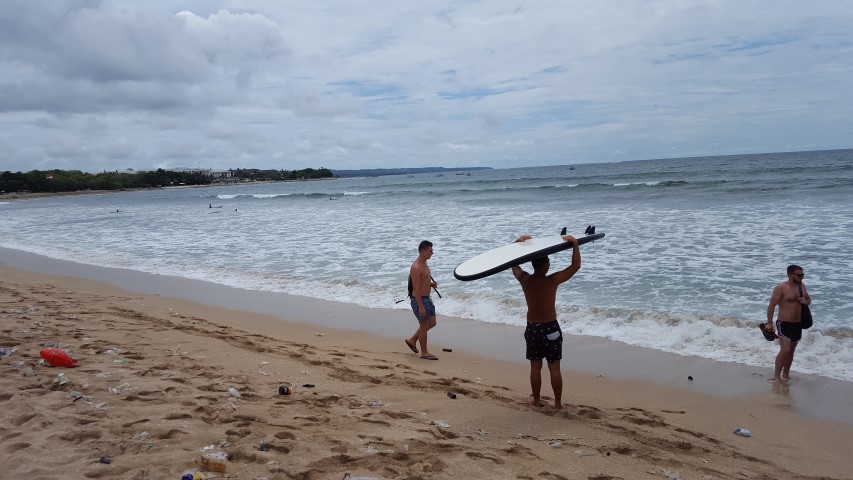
[758, 323, 778, 341]
[421, 354, 438, 360]
[405, 339, 419, 353]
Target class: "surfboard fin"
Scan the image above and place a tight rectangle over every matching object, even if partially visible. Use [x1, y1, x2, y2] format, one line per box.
[584, 225, 596, 235]
[560, 227, 567, 235]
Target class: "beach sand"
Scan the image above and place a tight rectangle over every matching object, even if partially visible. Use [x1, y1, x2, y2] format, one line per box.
[1, 262, 851, 480]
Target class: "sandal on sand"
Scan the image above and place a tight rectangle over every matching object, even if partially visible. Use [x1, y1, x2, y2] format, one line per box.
[405, 339, 418, 353]
[758, 323, 778, 341]
[421, 354, 438, 360]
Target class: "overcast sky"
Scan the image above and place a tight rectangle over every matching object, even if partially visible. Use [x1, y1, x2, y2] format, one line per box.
[1, 1, 851, 173]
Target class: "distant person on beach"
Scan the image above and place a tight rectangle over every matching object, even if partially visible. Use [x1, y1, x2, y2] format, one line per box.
[511, 234, 581, 410]
[766, 264, 810, 382]
[405, 240, 439, 360]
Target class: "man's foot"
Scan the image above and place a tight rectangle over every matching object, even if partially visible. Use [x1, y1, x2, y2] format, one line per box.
[529, 398, 543, 407]
[420, 354, 438, 360]
[405, 339, 418, 353]
[554, 403, 563, 411]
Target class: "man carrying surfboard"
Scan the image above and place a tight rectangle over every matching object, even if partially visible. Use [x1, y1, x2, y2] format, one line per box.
[406, 240, 439, 360]
[511, 234, 581, 410]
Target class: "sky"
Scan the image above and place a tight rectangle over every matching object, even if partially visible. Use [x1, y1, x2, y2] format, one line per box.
[1, 1, 852, 173]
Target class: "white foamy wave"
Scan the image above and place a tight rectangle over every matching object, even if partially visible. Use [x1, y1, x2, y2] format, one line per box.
[343, 191, 371, 196]
[612, 181, 660, 187]
[216, 193, 292, 199]
[559, 306, 853, 382]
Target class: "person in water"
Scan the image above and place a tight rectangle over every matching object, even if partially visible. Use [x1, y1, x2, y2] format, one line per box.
[766, 264, 810, 382]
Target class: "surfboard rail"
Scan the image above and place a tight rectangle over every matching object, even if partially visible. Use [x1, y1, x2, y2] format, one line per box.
[453, 232, 605, 281]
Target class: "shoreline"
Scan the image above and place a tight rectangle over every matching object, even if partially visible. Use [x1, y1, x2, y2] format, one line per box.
[2, 246, 851, 425]
[2, 255, 852, 478]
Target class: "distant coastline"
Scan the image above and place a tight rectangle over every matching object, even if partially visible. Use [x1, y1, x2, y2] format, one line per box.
[331, 166, 492, 177]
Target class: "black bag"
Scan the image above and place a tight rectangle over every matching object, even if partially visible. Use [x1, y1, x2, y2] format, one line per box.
[798, 284, 812, 329]
[396, 275, 441, 304]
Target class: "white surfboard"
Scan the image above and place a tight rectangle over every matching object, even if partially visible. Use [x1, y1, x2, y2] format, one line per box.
[453, 233, 605, 281]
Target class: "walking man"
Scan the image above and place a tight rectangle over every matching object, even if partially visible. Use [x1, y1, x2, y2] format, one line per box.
[766, 265, 810, 382]
[405, 240, 439, 360]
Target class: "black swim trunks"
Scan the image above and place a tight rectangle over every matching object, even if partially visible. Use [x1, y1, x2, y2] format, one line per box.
[524, 320, 563, 363]
[776, 319, 803, 343]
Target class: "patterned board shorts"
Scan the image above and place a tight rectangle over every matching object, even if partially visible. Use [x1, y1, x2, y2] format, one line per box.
[524, 320, 563, 363]
[410, 296, 436, 323]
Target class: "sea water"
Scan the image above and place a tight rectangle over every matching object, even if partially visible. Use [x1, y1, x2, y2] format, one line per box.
[1, 149, 851, 381]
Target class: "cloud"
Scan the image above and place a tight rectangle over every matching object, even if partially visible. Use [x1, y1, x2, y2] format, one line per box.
[0, 1, 851, 172]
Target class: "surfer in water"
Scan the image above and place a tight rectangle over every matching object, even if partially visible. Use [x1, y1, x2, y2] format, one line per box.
[511, 234, 581, 410]
[406, 240, 439, 360]
[766, 265, 810, 382]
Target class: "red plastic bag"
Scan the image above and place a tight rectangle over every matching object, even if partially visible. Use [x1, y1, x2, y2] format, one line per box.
[40, 348, 78, 367]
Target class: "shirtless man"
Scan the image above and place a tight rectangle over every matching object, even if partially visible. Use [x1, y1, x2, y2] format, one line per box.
[405, 240, 439, 360]
[766, 265, 810, 382]
[511, 234, 581, 410]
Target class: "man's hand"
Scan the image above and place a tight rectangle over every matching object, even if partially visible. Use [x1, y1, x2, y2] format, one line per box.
[516, 235, 532, 243]
[562, 234, 578, 245]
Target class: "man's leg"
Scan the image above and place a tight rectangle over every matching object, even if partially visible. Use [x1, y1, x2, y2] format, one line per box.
[414, 316, 436, 358]
[547, 360, 563, 410]
[774, 338, 794, 381]
[782, 343, 797, 380]
[529, 359, 543, 407]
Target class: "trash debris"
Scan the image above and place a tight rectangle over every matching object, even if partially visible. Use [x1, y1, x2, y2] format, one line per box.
[99, 456, 112, 464]
[0, 347, 17, 356]
[201, 452, 228, 473]
[367, 400, 384, 407]
[40, 348, 78, 367]
[303, 383, 315, 388]
[447, 392, 457, 399]
[442, 348, 452, 352]
[688, 375, 693, 381]
[227, 387, 241, 398]
[343, 474, 379, 480]
[733, 428, 751, 437]
[109, 382, 131, 395]
[259, 439, 269, 451]
[430, 420, 450, 428]
[278, 385, 293, 395]
[56, 373, 70, 385]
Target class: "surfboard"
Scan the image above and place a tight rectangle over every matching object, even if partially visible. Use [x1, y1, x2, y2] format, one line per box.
[453, 232, 605, 281]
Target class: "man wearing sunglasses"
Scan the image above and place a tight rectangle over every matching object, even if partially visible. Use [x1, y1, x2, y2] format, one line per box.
[766, 265, 810, 382]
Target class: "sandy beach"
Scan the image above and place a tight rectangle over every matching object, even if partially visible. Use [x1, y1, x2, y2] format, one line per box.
[1, 259, 852, 480]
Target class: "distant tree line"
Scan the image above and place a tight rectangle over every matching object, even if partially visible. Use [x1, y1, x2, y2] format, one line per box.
[231, 167, 333, 182]
[0, 167, 334, 194]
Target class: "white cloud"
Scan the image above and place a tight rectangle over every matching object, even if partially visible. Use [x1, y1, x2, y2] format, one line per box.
[0, 0, 851, 172]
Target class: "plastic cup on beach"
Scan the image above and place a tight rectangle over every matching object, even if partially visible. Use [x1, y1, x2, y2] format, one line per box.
[733, 428, 751, 437]
[201, 452, 227, 473]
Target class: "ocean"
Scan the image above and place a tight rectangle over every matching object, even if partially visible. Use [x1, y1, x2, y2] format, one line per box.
[2, 149, 852, 381]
